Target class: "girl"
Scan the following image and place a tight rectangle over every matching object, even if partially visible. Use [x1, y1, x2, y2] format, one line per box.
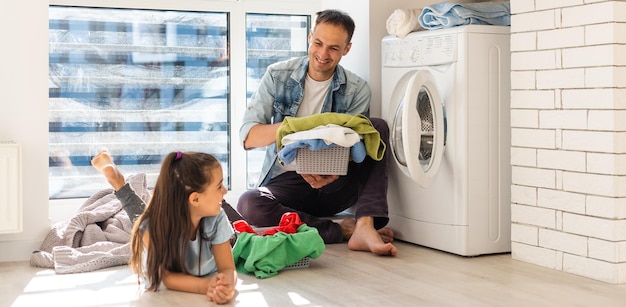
[124, 151, 236, 304]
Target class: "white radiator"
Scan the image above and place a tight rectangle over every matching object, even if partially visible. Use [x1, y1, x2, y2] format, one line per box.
[0, 142, 22, 234]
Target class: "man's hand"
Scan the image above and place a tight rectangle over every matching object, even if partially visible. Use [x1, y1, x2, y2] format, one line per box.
[301, 174, 339, 189]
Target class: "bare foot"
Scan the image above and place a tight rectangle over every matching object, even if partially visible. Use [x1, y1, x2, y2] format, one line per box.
[340, 218, 395, 243]
[91, 150, 125, 191]
[340, 218, 357, 241]
[377, 227, 395, 244]
[341, 217, 398, 256]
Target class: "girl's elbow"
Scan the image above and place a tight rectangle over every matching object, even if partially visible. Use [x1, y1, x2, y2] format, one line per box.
[160, 277, 174, 290]
[159, 270, 177, 290]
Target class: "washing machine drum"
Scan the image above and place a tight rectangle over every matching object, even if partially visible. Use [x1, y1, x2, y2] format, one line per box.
[391, 70, 446, 188]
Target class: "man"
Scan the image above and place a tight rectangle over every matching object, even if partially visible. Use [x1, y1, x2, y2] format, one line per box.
[238, 9, 397, 256]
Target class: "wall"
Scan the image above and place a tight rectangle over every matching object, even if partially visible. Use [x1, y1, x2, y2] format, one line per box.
[0, 0, 50, 261]
[510, 0, 626, 284]
[332, 0, 476, 118]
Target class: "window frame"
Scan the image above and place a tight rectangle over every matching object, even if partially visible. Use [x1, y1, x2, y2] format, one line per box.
[48, 0, 321, 207]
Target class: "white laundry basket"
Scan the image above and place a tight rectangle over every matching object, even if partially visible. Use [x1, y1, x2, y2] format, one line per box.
[295, 146, 349, 175]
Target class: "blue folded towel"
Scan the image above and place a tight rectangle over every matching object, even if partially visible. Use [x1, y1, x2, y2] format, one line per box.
[418, 1, 510, 30]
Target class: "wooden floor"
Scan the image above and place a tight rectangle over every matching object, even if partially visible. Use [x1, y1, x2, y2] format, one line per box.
[2, 240, 626, 307]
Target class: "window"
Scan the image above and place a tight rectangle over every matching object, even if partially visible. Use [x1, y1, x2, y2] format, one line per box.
[245, 13, 309, 188]
[49, 7, 230, 198]
[48, 2, 315, 199]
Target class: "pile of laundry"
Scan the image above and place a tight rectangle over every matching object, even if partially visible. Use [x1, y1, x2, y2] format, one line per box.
[386, 1, 511, 38]
[231, 212, 325, 278]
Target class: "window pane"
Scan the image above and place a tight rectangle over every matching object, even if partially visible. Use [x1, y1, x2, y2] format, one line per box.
[49, 6, 230, 199]
[245, 13, 309, 188]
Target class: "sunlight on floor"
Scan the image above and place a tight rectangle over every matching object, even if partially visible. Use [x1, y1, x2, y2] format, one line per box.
[12, 268, 141, 307]
[287, 291, 312, 305]
[234, 279, 269, 307]
[7, 266, 328, 306]
[234, 279, 321, 307]
[235, 291, 269, 307]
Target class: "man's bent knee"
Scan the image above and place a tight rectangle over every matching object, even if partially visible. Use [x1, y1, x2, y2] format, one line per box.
[236, 188, 276, 226]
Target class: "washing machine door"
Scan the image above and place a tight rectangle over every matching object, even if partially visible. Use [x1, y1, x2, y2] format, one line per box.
[391, 69, 445, 188]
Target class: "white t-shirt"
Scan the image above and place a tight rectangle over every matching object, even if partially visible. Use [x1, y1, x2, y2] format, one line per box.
[273, 74, 332, 177]
[295, 74, 332, 117]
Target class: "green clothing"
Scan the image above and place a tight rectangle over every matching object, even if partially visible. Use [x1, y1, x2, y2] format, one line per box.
[276, 112, 386, 161]
[232, 224, 325, 278]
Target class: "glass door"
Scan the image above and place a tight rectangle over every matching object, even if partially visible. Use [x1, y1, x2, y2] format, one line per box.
[391, 69, 445, 188]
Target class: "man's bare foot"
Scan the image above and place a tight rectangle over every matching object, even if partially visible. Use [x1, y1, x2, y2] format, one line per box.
[340, 217, 398, 256]
[340, 218, 356, 241]
[377, 227, 395, 244]
[340, 218, 394, 243]
[91, 150, 125, 191]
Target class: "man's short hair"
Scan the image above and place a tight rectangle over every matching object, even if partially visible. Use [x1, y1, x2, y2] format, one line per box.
[314, 9, 355, 43]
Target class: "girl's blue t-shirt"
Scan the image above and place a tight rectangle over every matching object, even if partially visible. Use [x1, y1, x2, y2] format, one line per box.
[140, 208, 234, 279]
[185, 209, 234, 276]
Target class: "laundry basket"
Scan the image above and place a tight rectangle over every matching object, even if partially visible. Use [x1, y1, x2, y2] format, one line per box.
[283, 257, 310, 270]
[295, 145, 349, 175]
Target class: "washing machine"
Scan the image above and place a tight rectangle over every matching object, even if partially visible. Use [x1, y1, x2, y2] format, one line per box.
[381, 25, 511, 256]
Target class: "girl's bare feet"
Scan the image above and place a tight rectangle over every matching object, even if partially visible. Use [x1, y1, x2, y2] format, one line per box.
[91, 150, 125, 191]
[340, 217, 398, 256]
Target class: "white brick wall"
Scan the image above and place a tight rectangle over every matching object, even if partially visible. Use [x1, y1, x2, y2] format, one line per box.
[539, 110, 587, 129]
[511, 128, 555, 148]
[562, 88, 626, 109]
[589, 110, 626, 131]
[539, 228, 587, 256]
[511, 90, 555, 109]
[587, 195, 626, 219]
[510, 0, 626, 284]
[538, 188, 586, 214]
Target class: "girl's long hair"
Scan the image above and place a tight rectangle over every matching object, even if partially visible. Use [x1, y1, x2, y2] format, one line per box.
[129, 151, 220, 291]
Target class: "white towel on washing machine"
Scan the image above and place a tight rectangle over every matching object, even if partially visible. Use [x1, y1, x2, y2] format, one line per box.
[386, 8, 424, 38]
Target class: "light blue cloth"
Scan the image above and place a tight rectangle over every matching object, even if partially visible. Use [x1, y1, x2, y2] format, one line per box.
[279, 140, 335, 165]
[279, 141, 367, 165]
[418, 1, 511, 30]
[350, 142, 366, 163]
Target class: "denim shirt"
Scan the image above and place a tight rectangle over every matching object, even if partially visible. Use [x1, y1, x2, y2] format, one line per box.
[240, 56, 371, 186]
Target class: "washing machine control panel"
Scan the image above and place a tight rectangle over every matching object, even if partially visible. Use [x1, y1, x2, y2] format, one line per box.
[383, 33, 457, 67]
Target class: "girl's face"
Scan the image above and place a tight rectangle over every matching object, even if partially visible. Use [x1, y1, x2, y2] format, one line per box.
[196, 165, 227, 216]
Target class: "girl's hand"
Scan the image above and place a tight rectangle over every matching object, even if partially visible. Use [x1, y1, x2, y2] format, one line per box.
[206, 273, 235, 304]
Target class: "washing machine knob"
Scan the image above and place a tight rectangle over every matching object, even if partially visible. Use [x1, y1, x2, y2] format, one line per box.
[410, 46, 421, 63]
[392, 48, 401, 62]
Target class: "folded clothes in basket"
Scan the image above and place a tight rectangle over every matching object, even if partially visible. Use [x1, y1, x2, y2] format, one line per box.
[281, 124, 361, 147]
[280, 141, 366, 165]
[278, 124, 366, 165]
[276, 113, 385, 161]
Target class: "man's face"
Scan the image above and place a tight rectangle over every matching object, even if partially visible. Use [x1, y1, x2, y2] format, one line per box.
[307, 22, 352, 81]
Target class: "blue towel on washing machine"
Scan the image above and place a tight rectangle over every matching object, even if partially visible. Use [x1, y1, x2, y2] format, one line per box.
[418, 1, 511, 30]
